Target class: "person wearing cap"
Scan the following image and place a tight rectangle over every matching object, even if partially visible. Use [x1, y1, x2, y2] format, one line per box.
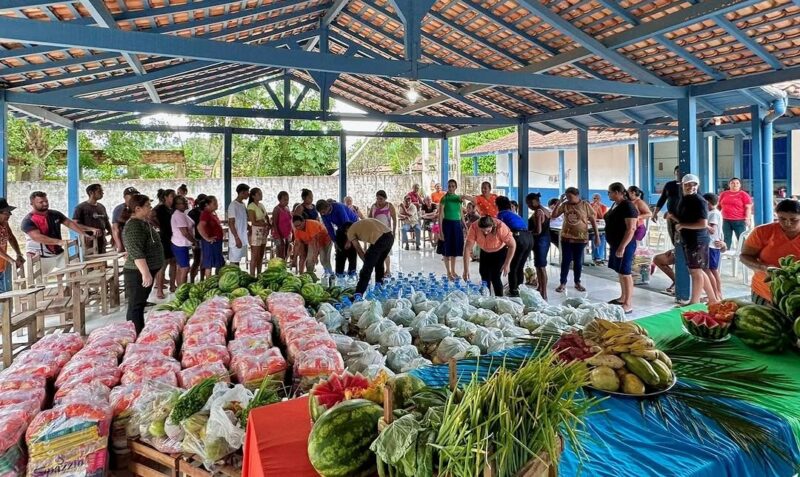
[73, 184, 113, 254]
[112, 186, 139, 253]
[21, 191, 100, 275]
[671, 173, 718, 304]
[0, 198, 25, 293]
[227, 183, 250, 265]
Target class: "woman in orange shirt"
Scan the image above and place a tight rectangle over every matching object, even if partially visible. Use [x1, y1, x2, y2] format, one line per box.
[463, 216, 517, 296]
[292, 215, 332, 275]
[474, 181, 498, 217]
[740, 199, 800, 305]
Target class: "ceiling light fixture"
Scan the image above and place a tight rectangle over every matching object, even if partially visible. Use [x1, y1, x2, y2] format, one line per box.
[406, 80, 420, 103]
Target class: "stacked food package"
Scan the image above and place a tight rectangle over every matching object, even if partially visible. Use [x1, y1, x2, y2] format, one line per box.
[266, 292, 343, 390]
[229, 296, 286, 389]
[24, 323, 134, 477]
[125, 311, 186, 387]
[179, 296, 233, 388]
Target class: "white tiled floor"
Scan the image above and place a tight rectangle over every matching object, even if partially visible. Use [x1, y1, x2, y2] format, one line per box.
[75, 241, 752, 333]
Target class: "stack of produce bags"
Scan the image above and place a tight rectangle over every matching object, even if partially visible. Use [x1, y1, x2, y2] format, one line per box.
[25, 323, 133, 477]
[267, 292, 343, 390]
[180, 297, 232, 389]
[125, 310, 186, 386]
[229, 296, 286, 389]
[0, 332, 76, 475]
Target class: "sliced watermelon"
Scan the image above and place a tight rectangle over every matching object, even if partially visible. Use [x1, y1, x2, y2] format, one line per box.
[308, 372, 370, 422]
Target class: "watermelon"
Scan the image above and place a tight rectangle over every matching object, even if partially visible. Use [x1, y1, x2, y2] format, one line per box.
[219, 271, 241, 292]
[733, 305, 791, 353]
[175, 283, 192, 302]
[180, 298, 201, 316]
[280, 276, 303, 293]
[218, 264, 241, 275]
[390, 374, 425, 409]
[794, 316, 800, 338]
[230, 287, 250, 298]
[308, 399, 383, 477]
[309, 373, 371, 422]
[248, 283, 265, 295]
[267, 257, 287, 272]
[238, 271, 256, 287]
[189, 284, 205, 301]
[301, 283, 327, 306]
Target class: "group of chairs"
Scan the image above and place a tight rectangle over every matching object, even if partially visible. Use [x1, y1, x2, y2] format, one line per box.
[0, 237, 125, 367]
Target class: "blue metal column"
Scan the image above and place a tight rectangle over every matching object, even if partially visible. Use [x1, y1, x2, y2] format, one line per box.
[223, 128, 232, 211]
[762, 123, 773, 223]
[0, 89, 7, 198]
[674, 97, 699, 303]
[518, 122, 529, 218]
[787, 133, 793, 197]
[339, 132, 347, 202]
[698, 132, 710, 193]
[558, 150, 565, 195]
[472, 157, 479, 176]
[577, 129, 589, 198]
[711, 137, 719, 193]
[638, 130, 651, 201]
[750, 106, 765, 225]
[507, 152, 513, 196]
[440, 138, 449, 186]
[627, 144, 636, 187]
[732, 134, 743, 179]
[66, 128, 80, 217]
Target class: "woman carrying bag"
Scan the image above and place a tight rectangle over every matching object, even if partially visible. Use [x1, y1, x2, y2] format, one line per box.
[463, 216, 517, 297]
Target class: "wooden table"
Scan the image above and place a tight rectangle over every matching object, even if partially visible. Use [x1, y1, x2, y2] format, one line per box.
[0, 287, 44, 366]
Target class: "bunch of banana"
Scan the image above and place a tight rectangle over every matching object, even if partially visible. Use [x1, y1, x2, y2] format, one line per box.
[769, 255, 800, 319]
[583, 319, 652, 354]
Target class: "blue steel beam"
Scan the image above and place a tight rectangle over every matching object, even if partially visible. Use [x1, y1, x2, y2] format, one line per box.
[421, 82, 499, 118]
[440, 137, 449, 185]
[750, 105, 765, 225]
[691, 66, 800, 97]
[577, 128, 589, 198]
[0, 17, 684, 98]
[223, 128, 232, 210]
[515, 0, 668, 86]
[9, 103, 74, 128]
[714, 15, 783, 70]
[66, 127, 79, 217]
[0, 90, 6, 197]
[322, 0, 351, 25]
[338, 132, 347, 201]
[75, 121, 435, 137]
[517, 122, 529, 217]
[5, 91, 518, 126]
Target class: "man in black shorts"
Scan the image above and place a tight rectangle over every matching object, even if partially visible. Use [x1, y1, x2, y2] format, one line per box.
[652, 166, 682, 245]
[672, 174, 717, 304]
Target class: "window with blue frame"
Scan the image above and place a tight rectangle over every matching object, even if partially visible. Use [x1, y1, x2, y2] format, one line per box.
[715, 136, 790, 196]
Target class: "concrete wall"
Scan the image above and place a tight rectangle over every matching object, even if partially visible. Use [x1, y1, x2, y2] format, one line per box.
[4, 173, 494, 240]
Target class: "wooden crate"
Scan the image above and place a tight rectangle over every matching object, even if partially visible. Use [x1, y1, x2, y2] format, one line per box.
[178, 458, 241, 477]
[128, 440, 180, 477]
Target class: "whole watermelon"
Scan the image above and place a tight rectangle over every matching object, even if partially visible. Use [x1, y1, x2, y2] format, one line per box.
[238, 271, 256, 287]
[733, 305, 791, 353]
[219, 271, 241, 292]
[175, 283, 193, 302]
[230, 287, 250, 298]
[189, 284, 205, 301]
[180, 298, 201, 316]
[267, 257, 287, 272]
[308, 399, 383, 477]
[248, 283, 265, 295]
[301, 283, 326, 306]
[203, 288, 222, 301]
[218, 264, 241, 276]
[280, 276, 302, 293]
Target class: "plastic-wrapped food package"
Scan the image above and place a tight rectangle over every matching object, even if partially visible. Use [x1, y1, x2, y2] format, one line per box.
[356, 301, 384, 331]
[227, 335, 272, 355]
[55, 382, 111, 406]
[184, 332, 227, 349]
[378, 326, 412, 352]
[331, 334, 355, 355]
[0, 374, 46, 392]
[412, 300, 437, 314]
[121, 352, 181, 374]
[476, 296, 497, 311]
[110, 384, 143, 418]
[401, 357, 433, 373]
[541, 305, 566, 317]
[196, 295, 234, 312]
[0, 404, 37, 455]
[580, 303, 626, 323]
[418, 324, 453, 344]
[294, 348, 344, 379]
[184, 320, 228, 338]
[122, 363, 179, 387]
[348, 299, 374, 322]
[448, 318, 479, 340]
[233, 308, 271, 327]
[178, 362, 230, 389]
[518, 312, 547, 332]
[361, 365, 394, 380]
[129, 380, 183, 453]
[57, 354, 118, 381]
[560, 307, 591, 326]
[501, 325, 529, 338]
[287, 333, 336, 360]
[231, 295, 265, 313]
[433, 301, 464, 321]
[55, 366, 121, 396]
[184, 384, 252, 470]
[186, 311, 229, 329]
[126, 342, 175, 361]
[387, 307, 415, 327]
[344, 347, 385, 375]
[485, 314, 516, 330]
[266, 292, 305, 314]
[26, 396, 112, 444]
[77, 338, 125, 359]
[137, 323, 182, 344]
[282, 319, 326, 342]
[181, 344, 230, 369]
[0, 388, 46, 410]
[88, 320, 137, 347]
[518, 285, 548, 310]
[365, 319, 397, 345]
[3, 350, 69, 379]
[465, 308, 496, 326]
[385, 345, 420, 373]
[230, 348, 287, 386]
[562, 297, 591, 308]
[233, 315, 274, 338]
[380, 299, 398, 316]
[31, 332, 84, 356]
[495, 298, 524, 316]
[469, 326, 504, 353]
[434, 337, 480, 364]
[146, 309, 187, 325]
[315, 303, 338, 318]
[410, 311, 438, 337]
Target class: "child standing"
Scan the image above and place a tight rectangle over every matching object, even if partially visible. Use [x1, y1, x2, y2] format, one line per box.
[704, 193, 725, 301]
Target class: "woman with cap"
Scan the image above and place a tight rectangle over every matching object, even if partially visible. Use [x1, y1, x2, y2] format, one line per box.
[495, 195, 531, 297]
[0, 198, 25, 293]
[526, 192, 551, 300]
[463, 216, 517, 296]
[671, 174, 718, 304]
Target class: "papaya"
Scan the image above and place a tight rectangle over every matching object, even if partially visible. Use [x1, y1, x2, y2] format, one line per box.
[621, 353, 660, 387]
[589, 366, 620, 392]
[621, 374, 646, 395]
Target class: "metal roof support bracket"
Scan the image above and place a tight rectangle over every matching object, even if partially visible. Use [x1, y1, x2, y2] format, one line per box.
[387, 0, 436, 78]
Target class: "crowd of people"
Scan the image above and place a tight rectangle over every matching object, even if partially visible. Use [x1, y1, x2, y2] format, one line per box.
[1, 170, 798, 329]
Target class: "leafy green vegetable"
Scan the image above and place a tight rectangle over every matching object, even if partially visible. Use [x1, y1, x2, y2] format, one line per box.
[169, 377, 217, 424]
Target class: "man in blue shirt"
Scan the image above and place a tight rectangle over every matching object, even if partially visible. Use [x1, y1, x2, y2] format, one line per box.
[317, 199, 359, 274]
[496, 196, 531, 297]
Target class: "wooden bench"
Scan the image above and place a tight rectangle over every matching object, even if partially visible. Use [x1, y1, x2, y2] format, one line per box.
[0, 287, 45, 367]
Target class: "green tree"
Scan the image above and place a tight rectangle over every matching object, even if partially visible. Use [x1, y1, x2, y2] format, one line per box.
[457, 127, 512, 175]
[348, 124, 421, 174]
[7, 117, 66, 181]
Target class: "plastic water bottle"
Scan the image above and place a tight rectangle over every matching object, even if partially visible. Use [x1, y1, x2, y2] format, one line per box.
[348, 272, 358, 287]
[341, 296, 353, 308]
[320, 272, 330, 288]
[480, 281, 490, 297]
[354, 293, 363, 302]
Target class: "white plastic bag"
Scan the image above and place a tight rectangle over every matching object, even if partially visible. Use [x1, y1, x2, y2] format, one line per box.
[386, 345, 420, 373]
[519, 285, 548, 310]
[379, 326, 412, 353]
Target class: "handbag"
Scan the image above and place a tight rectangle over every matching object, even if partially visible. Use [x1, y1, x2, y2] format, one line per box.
[633, 223, 647, 241]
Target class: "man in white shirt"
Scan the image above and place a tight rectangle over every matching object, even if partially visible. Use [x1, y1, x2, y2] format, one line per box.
[227, 183, 250, 264]
[704, 192, 725, 300]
